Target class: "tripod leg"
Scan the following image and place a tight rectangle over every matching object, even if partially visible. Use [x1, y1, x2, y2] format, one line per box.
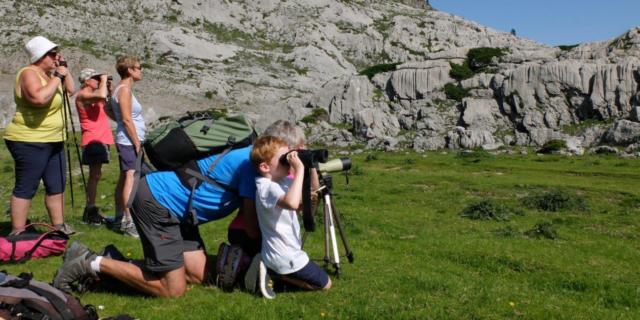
[323, 194, 330, 266]
[330, 200, 354, 263]
[324, 194, 341, 276]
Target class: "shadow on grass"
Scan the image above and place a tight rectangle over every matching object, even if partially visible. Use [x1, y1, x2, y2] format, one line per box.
[0, 221, 11, 236]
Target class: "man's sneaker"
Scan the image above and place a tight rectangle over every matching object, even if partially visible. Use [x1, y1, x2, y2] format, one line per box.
[244, 254, 262, 294]
[120, 220, 139, 238]
[82, 206, 105, 225]
[53, 241, 97, 293]
[259, 260, 276, 299]
[101, 244, 126, 262]
[55, 223, 76, 236]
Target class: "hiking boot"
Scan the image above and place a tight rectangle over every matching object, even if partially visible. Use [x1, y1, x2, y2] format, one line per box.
[101, 244, 126, 262]
[82, 206, 105, 225]
[120, 220, 139, 238]
[244, 254, 262, 294]
[55, 223, 76, 236]
[259, 260, 276, 299]
[53, 241, 97, 293]
[105, 215, 122, 230]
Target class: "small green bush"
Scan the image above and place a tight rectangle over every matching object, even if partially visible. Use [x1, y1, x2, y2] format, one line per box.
[444, 83, 470, 101]
[460, 200, 519, 221]
[365, 154, 378, 162]
[449, 61, 474, 81]
[456, 149, 492, 162]
[301, 108, 329, 124]
[359, 62, 401, 79]
[522, 190, 587, 212]
[467, 47, 507, 72]
[524, 221, 558, 240]
[558, 44, 579, 51]
[537, 139, 567, 154]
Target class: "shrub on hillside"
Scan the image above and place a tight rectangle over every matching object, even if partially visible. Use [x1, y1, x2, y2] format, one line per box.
[444, 83, 469, 101]
[537, 139, 566, 154]
[558, 44, 579, 51]
[449, 61, 474, 81]
[301, 108, 329, 124]
[359, 62, 401, 79]
[467, 47, 507, 72]
[522, 190, 587, 212]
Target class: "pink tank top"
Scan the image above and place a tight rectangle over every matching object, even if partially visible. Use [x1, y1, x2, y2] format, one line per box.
[75, 98, 115, 146]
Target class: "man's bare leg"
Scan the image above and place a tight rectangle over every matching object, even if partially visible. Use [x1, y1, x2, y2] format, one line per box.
[183, 250, 210, 284]
[99, 258, 187, 297]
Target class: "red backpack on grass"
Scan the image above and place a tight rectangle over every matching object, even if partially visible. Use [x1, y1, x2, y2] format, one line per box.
[0, 224, 68, 263]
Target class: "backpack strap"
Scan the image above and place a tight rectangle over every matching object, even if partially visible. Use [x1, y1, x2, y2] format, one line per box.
[11, 230, 68, 263]
[180, 146, 238, 226]
[26, 285, 76, 320]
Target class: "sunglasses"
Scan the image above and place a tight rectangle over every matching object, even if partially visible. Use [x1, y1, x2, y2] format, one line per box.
[46, 51, 59, 57]
[131, 65, 142, 71]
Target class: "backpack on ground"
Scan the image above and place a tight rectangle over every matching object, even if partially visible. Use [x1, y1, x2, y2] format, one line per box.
[0, 224, 68, 263]
[215, 242, 251, 292]
[0, 272, 98, 320]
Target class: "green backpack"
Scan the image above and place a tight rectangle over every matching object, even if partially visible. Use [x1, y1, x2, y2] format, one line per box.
[144, 113, 256, 171]
[128, 113, 257, 224]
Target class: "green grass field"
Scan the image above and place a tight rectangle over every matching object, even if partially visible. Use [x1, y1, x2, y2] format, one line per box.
[1, 146, 639, 319]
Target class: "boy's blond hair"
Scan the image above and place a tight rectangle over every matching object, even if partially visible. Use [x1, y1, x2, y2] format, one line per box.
[250, 135, 288, 171]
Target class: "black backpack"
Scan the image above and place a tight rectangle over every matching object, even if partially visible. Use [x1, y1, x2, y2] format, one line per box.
[0, 272, 98, 320]
[215, 243, 251, 292]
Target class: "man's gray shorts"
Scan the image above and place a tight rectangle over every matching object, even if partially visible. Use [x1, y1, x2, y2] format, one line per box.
[130, 177, 205, 273]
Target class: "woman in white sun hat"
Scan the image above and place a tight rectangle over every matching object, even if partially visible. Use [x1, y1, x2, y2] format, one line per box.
[4, 35, 76, 235]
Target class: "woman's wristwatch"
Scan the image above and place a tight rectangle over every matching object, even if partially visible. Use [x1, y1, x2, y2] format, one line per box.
[53, 70, 66, 81]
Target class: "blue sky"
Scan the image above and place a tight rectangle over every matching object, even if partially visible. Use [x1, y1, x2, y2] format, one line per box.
[429, 1, 640, 46]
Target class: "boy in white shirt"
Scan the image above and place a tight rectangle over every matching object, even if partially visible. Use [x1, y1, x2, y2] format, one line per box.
[247, 135, 331, 298]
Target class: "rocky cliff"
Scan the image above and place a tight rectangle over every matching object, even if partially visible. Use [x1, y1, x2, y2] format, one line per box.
[1, 0, 639, 153]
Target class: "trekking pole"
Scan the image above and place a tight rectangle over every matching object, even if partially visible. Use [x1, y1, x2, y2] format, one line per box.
[61, 90, 75, 211]
[63, 90, 87, 192]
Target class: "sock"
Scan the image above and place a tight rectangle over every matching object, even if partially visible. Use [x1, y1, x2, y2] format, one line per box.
[54, 223, 64, 229]
[90, 256, 103, 273]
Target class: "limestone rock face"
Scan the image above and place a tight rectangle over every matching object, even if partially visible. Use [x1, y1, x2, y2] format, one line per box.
[1, 1, 639, 152]
[603, 120, 640, 145]
[388, 61, 453, 100]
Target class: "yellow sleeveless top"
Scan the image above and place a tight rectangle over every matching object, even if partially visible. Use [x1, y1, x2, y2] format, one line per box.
[4, 66, 65, 142]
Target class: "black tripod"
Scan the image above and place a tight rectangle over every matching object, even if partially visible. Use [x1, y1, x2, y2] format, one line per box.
[302, 173, 354, 277]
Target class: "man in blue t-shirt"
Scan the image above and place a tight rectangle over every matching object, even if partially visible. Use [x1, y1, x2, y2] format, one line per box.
[52, 120, 312, 297]
[53, 146, 261, 297]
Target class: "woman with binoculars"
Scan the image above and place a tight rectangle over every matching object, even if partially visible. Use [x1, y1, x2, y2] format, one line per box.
[75, 68, 115, 226]
[4, 36, 75, 235]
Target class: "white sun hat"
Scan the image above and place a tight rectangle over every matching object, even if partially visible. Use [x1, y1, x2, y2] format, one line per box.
[25, 36, 58, 63]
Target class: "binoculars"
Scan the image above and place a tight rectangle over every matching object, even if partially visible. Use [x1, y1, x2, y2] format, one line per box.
[280, 149, 351, 173]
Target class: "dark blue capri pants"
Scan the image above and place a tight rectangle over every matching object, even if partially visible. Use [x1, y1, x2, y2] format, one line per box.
[5, 140, 66, 199]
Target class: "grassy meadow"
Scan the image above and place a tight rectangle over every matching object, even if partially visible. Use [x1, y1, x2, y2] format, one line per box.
[1, 143, 639, 319]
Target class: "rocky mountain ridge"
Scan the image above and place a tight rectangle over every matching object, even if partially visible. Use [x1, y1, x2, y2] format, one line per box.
[1, 0, 639, 154]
